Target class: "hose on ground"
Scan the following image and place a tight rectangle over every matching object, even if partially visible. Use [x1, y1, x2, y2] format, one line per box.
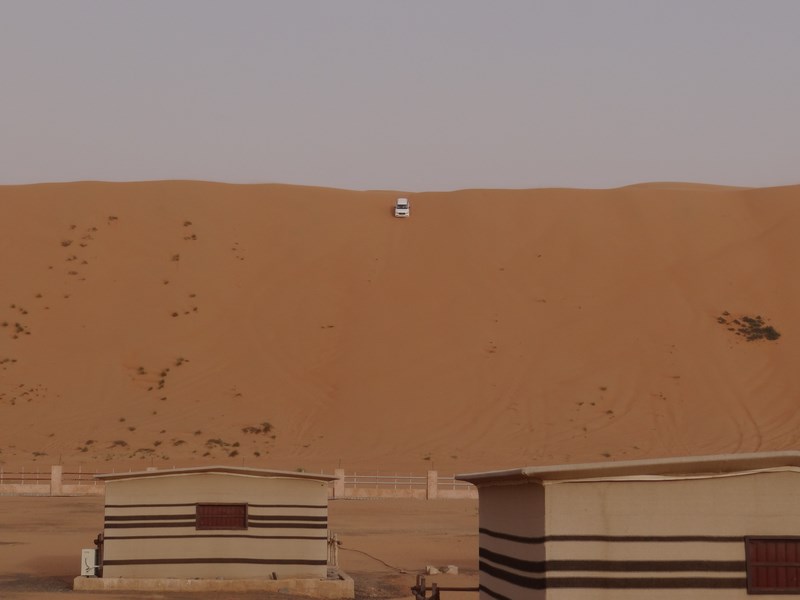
[338, 544, 409, 574]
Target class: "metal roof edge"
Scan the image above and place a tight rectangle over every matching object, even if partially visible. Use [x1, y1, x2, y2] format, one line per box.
[456, 451, 800, 486]
[94, 465, 338, 482]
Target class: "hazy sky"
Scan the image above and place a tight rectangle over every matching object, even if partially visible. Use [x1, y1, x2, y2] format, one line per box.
[1, 1, 798, 190]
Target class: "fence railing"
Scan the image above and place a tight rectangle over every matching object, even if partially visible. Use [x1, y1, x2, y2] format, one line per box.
[0, 465, 104, 496]
[0, 465, 104, 485]
[0, 467, 49, 484]
[437, 475, 476, 491]
[0, 465, 477, 499]
[345, 473, 428, 489]
[334, 469, 476, 499]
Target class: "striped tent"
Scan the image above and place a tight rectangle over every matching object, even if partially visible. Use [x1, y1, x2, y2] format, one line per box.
[95, 466, 336, 580]
[458, 451, 800, 599]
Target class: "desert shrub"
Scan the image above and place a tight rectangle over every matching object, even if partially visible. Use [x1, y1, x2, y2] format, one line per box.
[720, 313, 782, 342]
[242, 421, 274, 435]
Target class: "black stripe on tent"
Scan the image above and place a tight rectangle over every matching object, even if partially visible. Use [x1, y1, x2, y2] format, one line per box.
[480, 561, 546, 589]
[105, 521, 327, 530]
[104, 534, 327, 541]
[105, 503, 196, 508]
[480, 547, 745, 573]
[249, 503, 327, 509]
[104, 522, 196, 529]
[106, 502, 327, 509]
[478, 584, 513, 600]
[247, 522, 328, 530]
[546, 577, 747, 589]
[104, 514, 325, 525]
[480, 561, 746, 589]
[248, 515, 327, 522]
[479, 527, 743, 544]
[103, 557, 326, 566]
[105, 514, 195, 521]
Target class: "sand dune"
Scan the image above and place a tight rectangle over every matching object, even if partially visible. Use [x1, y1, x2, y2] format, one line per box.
[1, 181, 798, 474]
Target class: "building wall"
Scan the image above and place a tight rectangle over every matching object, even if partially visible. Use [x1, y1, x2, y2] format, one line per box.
[477, 481, 546, 600]
[102, 473, 328, 579]
[478, 470, 800, 600]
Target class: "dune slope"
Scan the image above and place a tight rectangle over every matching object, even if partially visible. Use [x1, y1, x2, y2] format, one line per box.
[1, 181, 798, 473]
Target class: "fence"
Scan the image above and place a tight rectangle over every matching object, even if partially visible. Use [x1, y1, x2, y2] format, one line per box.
[0, 465, 104, 496]
[335, 470, 476, 499]
[0, 465, 476, 499]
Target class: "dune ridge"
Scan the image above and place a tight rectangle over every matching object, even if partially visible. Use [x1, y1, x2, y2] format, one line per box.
[1, 181, 798, 473]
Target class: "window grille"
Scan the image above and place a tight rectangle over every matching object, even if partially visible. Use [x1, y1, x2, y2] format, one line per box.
[196, 503, 247, 530]
[747, 537, 800, 594]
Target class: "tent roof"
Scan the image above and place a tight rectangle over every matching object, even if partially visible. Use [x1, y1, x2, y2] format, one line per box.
[94, 465, 337, 482]
[456, 451, 800, 486]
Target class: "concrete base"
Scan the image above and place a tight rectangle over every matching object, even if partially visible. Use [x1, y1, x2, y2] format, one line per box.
[73, 568, 354, 598]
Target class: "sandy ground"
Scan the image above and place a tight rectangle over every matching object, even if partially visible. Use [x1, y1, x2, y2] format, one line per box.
[0, 496, 478, 600]
[1, 181, 798, 476]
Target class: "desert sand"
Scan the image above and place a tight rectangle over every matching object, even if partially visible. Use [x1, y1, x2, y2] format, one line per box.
[1, 181, 798, 475]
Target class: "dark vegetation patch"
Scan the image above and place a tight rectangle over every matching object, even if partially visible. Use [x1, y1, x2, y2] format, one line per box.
[717, 312, 781, 341]
[242, 421, 273, 435]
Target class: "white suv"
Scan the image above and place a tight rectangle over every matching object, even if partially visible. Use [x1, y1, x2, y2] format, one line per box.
[394, 197, 410, 218]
